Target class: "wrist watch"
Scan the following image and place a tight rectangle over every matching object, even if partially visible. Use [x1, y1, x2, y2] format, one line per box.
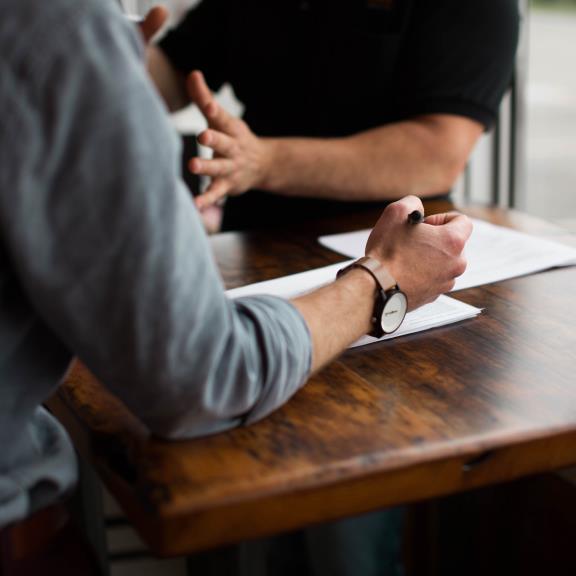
[337, 256, 408, 338]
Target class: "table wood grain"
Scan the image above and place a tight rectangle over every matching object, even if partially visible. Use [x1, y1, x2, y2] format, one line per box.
[48, 203, 576, 556]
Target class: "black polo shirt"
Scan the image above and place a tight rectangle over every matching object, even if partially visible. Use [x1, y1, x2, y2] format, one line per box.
[161, 0, 520, 230]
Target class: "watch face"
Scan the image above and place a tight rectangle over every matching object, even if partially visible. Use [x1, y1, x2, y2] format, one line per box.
[381, 292, 408, 334]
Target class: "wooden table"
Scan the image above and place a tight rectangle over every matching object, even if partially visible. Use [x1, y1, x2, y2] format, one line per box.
[48, 203, 576, 558]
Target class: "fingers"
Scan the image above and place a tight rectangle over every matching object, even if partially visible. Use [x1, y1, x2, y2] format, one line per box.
[387, 195, 425, 221]
[429, 212, 473, 244]
[195, 180, 230, 210]
[423, 212, 452, 226]
[197, 129, 236, 157]
[189, 157, 235, 178]
[139, 6, 169, 43]
[187, 70, 213, 113]
[453, 255, 468, 278]
[187, 71, 236, 132]
[425, 212, 473, 256]
[446, 213, 474, 243]
[371, 195, 425, 236]
[425, 211, 464, 226]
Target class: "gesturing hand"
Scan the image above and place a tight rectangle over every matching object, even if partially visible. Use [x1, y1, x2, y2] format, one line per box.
[366, 196, 472, 311]
[187, 71, 271, 210]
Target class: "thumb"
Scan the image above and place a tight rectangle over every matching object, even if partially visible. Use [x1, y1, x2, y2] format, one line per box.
[426, 212, 473, 242]
[139, 6, 169, 43]
[425, 211, 464, 226]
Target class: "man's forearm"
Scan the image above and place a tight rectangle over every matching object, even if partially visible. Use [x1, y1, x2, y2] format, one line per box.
[292, 269, 376, 373]
[147, 44, 189, 112]
[260, 115, 483, 201]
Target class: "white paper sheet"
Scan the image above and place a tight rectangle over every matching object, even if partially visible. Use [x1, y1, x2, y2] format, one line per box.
[318, 219, 576, 292]
[350, 296, 480, 348]
[226, 261, 350, 300]
[227, 267, 481, 348]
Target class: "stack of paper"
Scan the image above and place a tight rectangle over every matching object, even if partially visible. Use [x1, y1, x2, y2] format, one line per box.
[227, 267, 481, 348]
[350, 296, 480, 348]
[226, 219, 576, 349]
[318, 218, 576, 292]
[226, 262, 347, 300]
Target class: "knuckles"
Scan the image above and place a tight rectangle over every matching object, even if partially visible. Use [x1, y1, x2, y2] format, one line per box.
[384, 201, 406, 219]
[443, 228, 467, 255]
[381, 201, 407, 224]
[452, 256, 468, 278]
[402, 194, 422, 207]
[230, 142, 240, 156]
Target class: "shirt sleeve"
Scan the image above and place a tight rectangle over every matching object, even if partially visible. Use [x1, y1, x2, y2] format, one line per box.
[159, 0, 229, 92]
[398, 0, 520, 129]
[1, 0, 311, 439]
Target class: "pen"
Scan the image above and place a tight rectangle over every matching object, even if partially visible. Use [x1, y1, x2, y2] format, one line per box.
[408, 210, 424, 225]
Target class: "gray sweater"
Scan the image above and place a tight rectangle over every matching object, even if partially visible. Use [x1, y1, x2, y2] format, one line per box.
[0, 0, 311, 527]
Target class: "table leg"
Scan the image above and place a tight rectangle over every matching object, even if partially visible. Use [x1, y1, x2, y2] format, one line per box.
[70, 455, 110, 576]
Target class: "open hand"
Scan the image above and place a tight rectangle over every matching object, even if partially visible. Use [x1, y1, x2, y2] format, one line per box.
[187, 71, 271, 210]
[366, 196, 472, 310]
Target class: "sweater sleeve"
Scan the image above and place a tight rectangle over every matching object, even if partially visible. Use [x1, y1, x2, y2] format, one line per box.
[1, 0, 311, 439]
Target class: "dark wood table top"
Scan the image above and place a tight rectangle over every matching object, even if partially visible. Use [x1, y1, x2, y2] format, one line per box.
[48, 202, 576, 557]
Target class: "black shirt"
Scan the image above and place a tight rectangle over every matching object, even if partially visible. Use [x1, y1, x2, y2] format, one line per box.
[161, 0, 520, 230]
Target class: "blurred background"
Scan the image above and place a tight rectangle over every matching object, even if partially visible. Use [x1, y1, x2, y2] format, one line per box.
[526, 0, 576, 231]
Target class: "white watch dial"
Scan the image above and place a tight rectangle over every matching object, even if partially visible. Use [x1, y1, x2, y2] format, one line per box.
[381, 292, 408, 334]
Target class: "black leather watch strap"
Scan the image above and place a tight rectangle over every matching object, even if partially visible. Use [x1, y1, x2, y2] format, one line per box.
[337, 256, 401, 338]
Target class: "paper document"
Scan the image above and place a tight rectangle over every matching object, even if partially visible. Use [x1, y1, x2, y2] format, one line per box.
[227, 262, 348, 300]
[227, 266, 481, 348]
[318, 219, 576, 291]
[350, 295, 480, 348]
